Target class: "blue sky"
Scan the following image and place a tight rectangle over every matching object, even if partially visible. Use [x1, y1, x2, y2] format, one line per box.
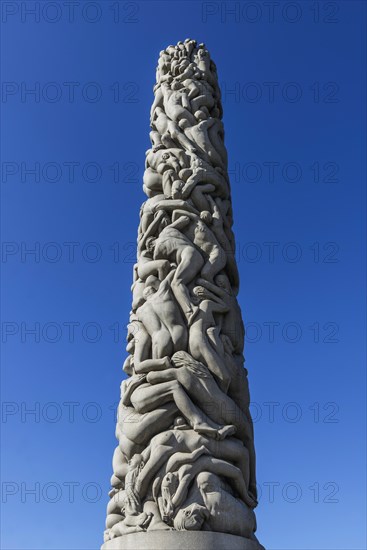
[1, 1, 366, 549]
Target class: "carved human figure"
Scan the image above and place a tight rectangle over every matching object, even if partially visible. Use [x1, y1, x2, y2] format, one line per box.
[105, 496, 168, 540]
[125, 320, 153, 371]
[186, 287, 232, 392]
[196, 275, 244, 354]
[181, 156, 230, 205]
[173, 472, 256, 539]
[116, 401, 178, 460]
[138, 195, 167, 238]
[151, 217, 204, 323]
[150, 106, 197, 153]
[105, 494, 152, 539]
[136, 270, 187, 359]
[156, 81, 197, 127]
[125, 368, 235, 443]
[130, 426, 252, 511]
[195, 45, 219, 89]
[205, 195, 239, 290]
[185, 78, 216, 114]
[110, 445, 128, 490]
[170, 209, 227, 284]
[135, 228, 171, 282]
[146, 350, 256, 499]
[181, 117, 227, 169]
[143, 147, 189, 197]
[212, 196, 235, 251]
[159, 454, 253, 520]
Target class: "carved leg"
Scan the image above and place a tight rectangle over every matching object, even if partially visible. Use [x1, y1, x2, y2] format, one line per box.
[130, 379, 225, 438]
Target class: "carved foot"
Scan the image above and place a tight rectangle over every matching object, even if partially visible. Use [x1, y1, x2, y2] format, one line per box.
[193, 423, 235, 440]
[217, 424, 236, 440]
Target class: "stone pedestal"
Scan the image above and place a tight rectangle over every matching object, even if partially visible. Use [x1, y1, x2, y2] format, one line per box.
[102, 531, 265, 550]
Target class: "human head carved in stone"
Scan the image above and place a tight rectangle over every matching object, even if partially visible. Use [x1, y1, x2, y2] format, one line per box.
[173, 503, 210, 531]
[128, 453, 144, 470]
[160, 472, 179, 522]
[144, 236, 156, 256]
[215, 273, 232, 293]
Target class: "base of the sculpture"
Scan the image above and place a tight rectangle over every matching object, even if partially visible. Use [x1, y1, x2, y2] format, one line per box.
[101, 531, 264, 550]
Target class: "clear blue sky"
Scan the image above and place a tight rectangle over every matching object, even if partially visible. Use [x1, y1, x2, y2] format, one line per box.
[1, 1, 366, 549]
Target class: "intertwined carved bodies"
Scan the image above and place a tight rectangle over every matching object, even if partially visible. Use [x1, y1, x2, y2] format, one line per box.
[104, 39, 258, 544]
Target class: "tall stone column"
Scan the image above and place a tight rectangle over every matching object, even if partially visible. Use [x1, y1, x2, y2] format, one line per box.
[102, 39, 264, 550]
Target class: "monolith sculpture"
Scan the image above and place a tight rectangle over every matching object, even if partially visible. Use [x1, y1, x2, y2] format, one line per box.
[102, 39, 263, 550]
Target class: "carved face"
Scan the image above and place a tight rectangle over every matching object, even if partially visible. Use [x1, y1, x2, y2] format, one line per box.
[161, 472, 179, 521]
[145, 237, 156, 254]
[128, 454, 143, 469]
[192, 286, 205, 300]
[173, 503, 208, 531]
[197, 48, 208, 60]
[126, 322, 138, 342]
[152, 150, 181, 174]
[191, 156, 204, 170]
[143, 286, 156, 300]
[171, 179, 184, 199]
[200, 210, 212, 224]
[147, 149, 174, 171]
[171, 80, 182, 91]
[215, 273, 231, 292]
